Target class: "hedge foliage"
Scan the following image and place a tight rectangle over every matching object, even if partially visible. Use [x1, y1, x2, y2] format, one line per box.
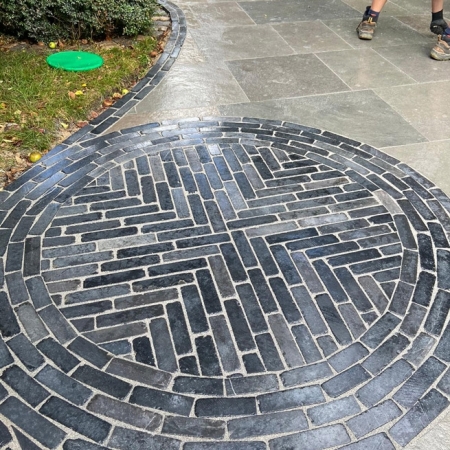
[0, 0, 158, 42]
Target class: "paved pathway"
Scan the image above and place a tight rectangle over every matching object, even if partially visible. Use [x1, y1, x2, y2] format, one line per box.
[2, 0, 450, 449]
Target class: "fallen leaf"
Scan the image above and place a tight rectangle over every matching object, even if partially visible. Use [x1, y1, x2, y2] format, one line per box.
[60, 122, 69, 129]
[76, 121, 89, 128]
[112, 92, 122, 99]
[102, 99, 113, 107]
[68, 91, 76, 100]
[75, 90, 83, 96]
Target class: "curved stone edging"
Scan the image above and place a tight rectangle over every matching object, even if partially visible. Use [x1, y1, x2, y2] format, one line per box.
[58, 0, 187, 147]
[1, 118, 450, 449]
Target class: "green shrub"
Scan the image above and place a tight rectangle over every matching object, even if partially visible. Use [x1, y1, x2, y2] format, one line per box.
[0, 0, 158, 42]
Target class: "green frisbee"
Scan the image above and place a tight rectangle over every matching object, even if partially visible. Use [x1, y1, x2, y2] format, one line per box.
[46, 51, 103, 71]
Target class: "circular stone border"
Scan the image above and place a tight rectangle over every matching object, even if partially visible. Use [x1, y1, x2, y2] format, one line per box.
[0, 118, 450, 449]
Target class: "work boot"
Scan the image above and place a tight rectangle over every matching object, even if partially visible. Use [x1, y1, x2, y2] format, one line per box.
[357, 6, 377, 40]
[430, 35, 450, 60]
[430, 18, 449, 35]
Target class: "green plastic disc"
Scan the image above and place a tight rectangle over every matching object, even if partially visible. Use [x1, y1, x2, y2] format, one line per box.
[46, 51, 103, 71]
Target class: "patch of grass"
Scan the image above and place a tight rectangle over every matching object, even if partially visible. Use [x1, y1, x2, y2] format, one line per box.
[0, 35, 159, 183]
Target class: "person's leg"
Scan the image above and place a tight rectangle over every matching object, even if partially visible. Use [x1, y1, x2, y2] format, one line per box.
[431, 0, 448, 34]
[357, 0, 388, 40]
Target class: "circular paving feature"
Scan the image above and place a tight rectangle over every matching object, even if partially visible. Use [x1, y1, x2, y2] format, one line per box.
[1, 118, 450, 449]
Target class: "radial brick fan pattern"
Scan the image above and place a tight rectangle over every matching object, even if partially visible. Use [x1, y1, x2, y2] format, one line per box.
[1, 118, 450, 449]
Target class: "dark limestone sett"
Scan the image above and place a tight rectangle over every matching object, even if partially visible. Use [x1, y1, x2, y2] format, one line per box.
[412, 271, 436, 307]
[255, 333, 284, 372]
[38, 304, 76, 344]
[270, 424, 350, 450]
[418, 233, 435, 271]
[84, 268, 145, 289]
[305, 241, 359, 259]
[316, 293, 352, 345]
[347, 400, 402, 439]
[73, 189, 125, 205]
[308, 396, 361, 427]
[236, 284, 268, 333]
[0, 397, 66, 448]
[0, 291, 20, 336]
[1, 365, 50, 407]
[322, 365, 371, 398]
[176, 233, 231, 249]
[156, 224, 209, 241]
[291, 324, 322, 363]
[7, 333, 44, 371]
[196, 335, 222, 377]
[163, 416, 226, 440]
[362, 333, 410, 375]
[73, 365, 131, 399]
[220, 243, 247, 283]
[265, 227, 318, 245]
[269, 277, 302, 323]
[68, 336, 111, 369]
[133, 273, 194, 292]
[248, 269, 278, 313]
[63, 439, 110, 450]
[429, 222, 450, 248]
[205, 201, 226, 232]
[0, 338, 13, 369]
[7, 271, 29, 306]
[292, 286, 327, 335]
[398, 199, 427, 232]
[184, 442, 265, 450]
[59, 300, 112, 320]
[393, 215, 417, 249]
[250, 237, 279, 276]
[36, 365, 92, 406]
[37, 337, 79, 373]
[179, 356, 199, 375]
[401, 303, 427, 337]
[14, 427, 41, 449]
[133, 336, 155, 365]
[173, 376, 223, 396]
[437, 249, 450, 290]
[96, 305, 163, 329]
[0, 422, 12, 447]
[181, 284, 209, 334]
[313, 261, 348, 304]
[40, 396, 111, 443]
[389, 281, 414, 316]
[196, 397, 256, 417]
[196, 269, 222, 314]
[329, 343, 369, 372]
[400, 249, 418, 284]
[404, 189, 436, 221]
[243, 353, 265, 373]
[339, 433, 395, 450]
[65, 219, 121, 235]
[258, 385, 325, 413]
[281, 362, 333, 388]
[148, 258, 207, 277]
[406, 332, 436, 367]
[229, 409, 307, 440]
[81, 226, 138, 243]
[88, 394, 162, 431]
[167, 302, 193, 355]
[350, 255, 401, 275]
[334, 267, 373, 312]
[270, 245, 302, 285]
[389, 389, 449, 446]
[394, 356, 446, 408]
[131, 386, 194, 416]
[424, 289, 450, 336]
[117, 242, 174, 258]
[224, 299, 256, 352]
[150, 317, 178, 372]
[5, 242, 24, 272]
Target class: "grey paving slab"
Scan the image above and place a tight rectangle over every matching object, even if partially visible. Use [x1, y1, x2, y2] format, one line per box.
[219, 90, 427, 148]
[226, 54, 351, 102]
